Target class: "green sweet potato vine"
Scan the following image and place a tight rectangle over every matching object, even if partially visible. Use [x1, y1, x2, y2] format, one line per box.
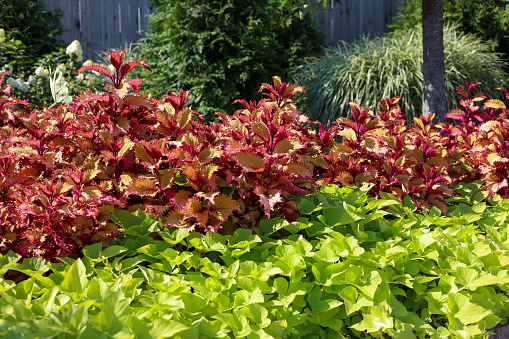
[0, 184, 508, 338]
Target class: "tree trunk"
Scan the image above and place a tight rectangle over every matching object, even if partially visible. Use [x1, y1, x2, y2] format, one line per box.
[422, 0, 447, 122]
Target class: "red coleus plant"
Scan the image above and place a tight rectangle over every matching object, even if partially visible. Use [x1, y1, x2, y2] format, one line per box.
[319, 97, 456, 214]
[2, 48, 509, 258]
[76, 49, 150, 93]
[216, 76, 322, 226]
[439, 81, 509, 197]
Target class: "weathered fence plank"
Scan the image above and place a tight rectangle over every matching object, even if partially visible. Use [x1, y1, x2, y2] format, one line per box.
[42, 0, 406, 60]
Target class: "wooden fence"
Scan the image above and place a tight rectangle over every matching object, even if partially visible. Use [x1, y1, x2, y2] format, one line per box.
[314, 0, 407, 46]
[42, 0, 154, 60]
[42, 0, 407, 60]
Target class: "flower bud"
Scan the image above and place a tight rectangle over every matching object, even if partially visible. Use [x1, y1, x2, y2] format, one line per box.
[108, 64, 116, 75]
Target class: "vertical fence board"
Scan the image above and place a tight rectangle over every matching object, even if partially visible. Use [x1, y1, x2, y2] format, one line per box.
[120, 0, 134, 49]
[138, 0, 152, 37]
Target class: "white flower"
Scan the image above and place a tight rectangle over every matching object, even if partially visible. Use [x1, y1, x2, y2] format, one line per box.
[28, 75, 37, 84]
[76, 73, 85, 82]
[18, 81, 29, 93]
[35, 66, 49, 77]
[5, 77, 28, 92]
[58, 63, 66, 73]
[66, 40, 83, 62]
[6, 77, 19, 88]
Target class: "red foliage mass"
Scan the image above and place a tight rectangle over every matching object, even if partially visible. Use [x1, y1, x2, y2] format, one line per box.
[1, 52, 509, 258]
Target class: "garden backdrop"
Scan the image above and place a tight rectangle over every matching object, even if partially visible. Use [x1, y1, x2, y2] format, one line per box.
[2, 0, 509, 338]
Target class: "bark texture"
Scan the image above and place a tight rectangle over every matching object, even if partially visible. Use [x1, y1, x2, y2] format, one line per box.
[422, 0, 447, 122]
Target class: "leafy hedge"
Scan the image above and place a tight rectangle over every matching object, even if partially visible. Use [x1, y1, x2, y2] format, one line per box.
[134, 0, 324, 119]
[2, 49, 509, 258]
[0, 0, 64, 76]
[0, 183, 508, 338]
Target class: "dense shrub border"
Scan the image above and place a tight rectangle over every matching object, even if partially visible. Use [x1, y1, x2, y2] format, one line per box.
[135, 0, 324, 118]
[0, 183, 508, 338]
[2, 49, 509, 258]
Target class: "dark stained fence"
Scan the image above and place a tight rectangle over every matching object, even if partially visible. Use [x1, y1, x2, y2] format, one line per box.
[314, 0, 407, 46]
[42, 0, 407, 60]
[42, 0, 154, 60]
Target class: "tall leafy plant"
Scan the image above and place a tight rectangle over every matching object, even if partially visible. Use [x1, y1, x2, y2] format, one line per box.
[135, 0, 323, 119]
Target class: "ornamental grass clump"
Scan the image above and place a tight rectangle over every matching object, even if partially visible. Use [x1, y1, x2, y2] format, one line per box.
[294, 24, 509, 126]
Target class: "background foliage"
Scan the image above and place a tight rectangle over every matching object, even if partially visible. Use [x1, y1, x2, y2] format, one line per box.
[389, 0, 509, 65]
[0, 0, 64, 75]
[294, 24, 509, 125]
[134, 0, 324, 119]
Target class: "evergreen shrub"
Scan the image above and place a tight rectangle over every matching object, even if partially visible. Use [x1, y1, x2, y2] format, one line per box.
[134, 0, 324, 119]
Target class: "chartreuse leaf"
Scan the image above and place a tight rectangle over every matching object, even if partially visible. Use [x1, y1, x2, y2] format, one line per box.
[188, 232, 226, 253]
[449, 292, 493, 326]
[260, 217, 289, 235]
[159, 228, 190, 246]
[91, 290, 131, 336]
[298, 197, 319, 214]
[59, 259, 88, 297]
[0, 251, 22, 275]
[148, 319, 190, 338]
[222, 228, 262, 262]
[112, 209, 153, 230]
[82, 242, 103, 262]
[213, 310, 252, 337]
[101, 245, 128, 259]
[308, 287, 343, 315]
[321, 202, 363, 227]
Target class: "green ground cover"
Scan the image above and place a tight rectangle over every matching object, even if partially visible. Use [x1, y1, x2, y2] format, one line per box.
[0, 182, 508, 338]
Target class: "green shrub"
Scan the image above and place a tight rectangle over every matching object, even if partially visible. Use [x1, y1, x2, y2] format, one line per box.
[0, 0, 64, 75]
[389, 0, 509, 64]
[294, 24, 509, 125]
[134, 0, 324, 119]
